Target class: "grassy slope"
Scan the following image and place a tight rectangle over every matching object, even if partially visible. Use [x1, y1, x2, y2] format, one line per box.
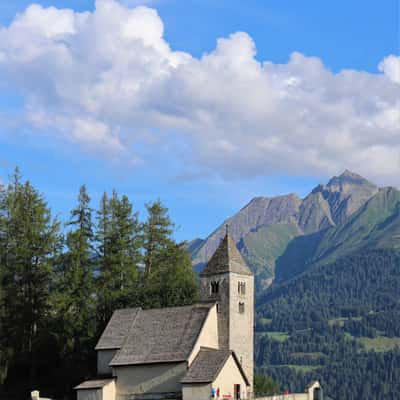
[240, 222, 301, 290]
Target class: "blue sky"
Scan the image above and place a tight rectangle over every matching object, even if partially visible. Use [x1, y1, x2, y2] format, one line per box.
[0, 0, 399, 241]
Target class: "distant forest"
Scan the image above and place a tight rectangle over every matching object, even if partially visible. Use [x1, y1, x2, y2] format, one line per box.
[0, 169, 198, 399]
[255, 249, 400, 400]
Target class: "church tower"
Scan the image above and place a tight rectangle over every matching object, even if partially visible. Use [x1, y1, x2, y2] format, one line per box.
[199, 231, 254, 391]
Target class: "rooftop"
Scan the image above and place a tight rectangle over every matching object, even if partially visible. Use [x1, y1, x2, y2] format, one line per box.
[200, 233, 253, 276]
[109, 303, 214, 366]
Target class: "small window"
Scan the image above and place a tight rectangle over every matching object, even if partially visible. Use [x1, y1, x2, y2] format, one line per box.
[238, 281, 246, 295]
[210, 281, 219, 295]
[239, 302, 245, 314]
[216, 303, 221, 313]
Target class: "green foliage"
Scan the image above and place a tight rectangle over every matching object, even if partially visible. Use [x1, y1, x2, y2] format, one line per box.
[140, 201, 198, 308]
[254, 374, 280, 396]
[256, 248, 400, 399]
[0, 169, 199, 399]
[0, 168, 62, 395]
[96, 191, 142, 325]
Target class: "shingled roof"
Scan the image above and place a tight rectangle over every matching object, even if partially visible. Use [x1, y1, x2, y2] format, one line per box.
[95, 308, 140, 350]
[110, 303, 214, 366]
[74, 379, 115, 390]
[200, 234, 252, 276]
[181, 347, 249, 385]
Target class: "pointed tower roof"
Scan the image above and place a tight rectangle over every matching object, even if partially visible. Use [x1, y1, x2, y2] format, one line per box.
[200, 233, 253, 276]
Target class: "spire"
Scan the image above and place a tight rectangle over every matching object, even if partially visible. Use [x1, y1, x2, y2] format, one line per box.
[200, 233, 253, 276]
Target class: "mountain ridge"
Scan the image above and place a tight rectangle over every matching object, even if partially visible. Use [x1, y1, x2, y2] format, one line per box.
[191, 170, 384, 287]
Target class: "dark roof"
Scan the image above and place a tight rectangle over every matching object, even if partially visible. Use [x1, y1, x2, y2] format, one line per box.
[95, 308, 140, 350]
[74, 379, 115, 390]
[305, 380, 321, 390]
[181, 348, 250, 385]
[200, 234, 252, 276]
[110, 303, 214, 366]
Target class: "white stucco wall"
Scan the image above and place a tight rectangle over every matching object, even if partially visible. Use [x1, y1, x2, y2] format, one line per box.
[76, 381, 116, 400]
[102, 381, 116, 400]
[188, 304, 219, 366]
[77, 389, 102, 400]
[213, 354, 248, 399]
[113, 362, 187, 397]
[182, 383, 211, 400]
[97, 350, 117, 375]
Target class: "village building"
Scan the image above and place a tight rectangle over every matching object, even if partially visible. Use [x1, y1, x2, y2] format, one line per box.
[75, 233, 254, 400]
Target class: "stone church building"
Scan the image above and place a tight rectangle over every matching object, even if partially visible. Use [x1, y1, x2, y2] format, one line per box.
[75, 233, 254, 400]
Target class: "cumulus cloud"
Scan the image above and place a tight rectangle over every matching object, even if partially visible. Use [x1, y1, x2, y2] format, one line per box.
[0, 0, 399, 181]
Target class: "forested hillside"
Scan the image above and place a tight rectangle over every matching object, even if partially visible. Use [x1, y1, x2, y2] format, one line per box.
[0, 169, 198, 400]
[255, 249, 400, 399]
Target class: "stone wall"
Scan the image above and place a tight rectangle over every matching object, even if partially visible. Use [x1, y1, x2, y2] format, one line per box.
[199, 272, 230, 349]
[229, 272, 254, 391]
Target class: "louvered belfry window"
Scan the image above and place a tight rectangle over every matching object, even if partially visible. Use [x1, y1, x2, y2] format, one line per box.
[210, 281, 219, 295]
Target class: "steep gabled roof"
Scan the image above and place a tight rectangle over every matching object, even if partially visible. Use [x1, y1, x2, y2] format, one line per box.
[95, 308, 140, 350]
[200, 234, 252, 276]
[181, 347, 250, 385]
[110, 303, 214, 366]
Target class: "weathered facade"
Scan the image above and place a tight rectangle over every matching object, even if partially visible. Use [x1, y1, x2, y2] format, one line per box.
[199, 234, 254, 392]
[75, 233, 254, 400]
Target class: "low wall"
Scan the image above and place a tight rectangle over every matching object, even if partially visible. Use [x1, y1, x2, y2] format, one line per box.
[256, 394, 308, 400]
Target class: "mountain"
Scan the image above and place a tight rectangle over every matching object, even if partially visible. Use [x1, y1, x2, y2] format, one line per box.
[255, 248, 400, 400]
[192, 194, 302, 279]
[191, 170, 380, 287]
[189, 170, 400, 399]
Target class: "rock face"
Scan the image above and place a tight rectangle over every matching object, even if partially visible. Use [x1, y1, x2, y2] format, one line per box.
[191, 171, 380, 280]
[192, 194, 301, 267]
[311, 170, 379, 225]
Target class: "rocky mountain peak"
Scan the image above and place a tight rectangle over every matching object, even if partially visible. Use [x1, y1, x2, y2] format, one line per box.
[191, 171, 381, 275]
[326, 170, 377, 191]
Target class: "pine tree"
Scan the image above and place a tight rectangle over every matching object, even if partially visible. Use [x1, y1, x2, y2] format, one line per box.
[96, 191, 142, 325]
[142, 200, 198, 308]
[143, 199, 173, 277]
[0, 168, 61, 388]
[53, 185, 95, 355]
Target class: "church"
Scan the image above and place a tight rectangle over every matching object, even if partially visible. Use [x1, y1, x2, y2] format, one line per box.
[75, 233, 254, 400]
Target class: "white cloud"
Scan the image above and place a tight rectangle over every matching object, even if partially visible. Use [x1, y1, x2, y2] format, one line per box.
[0, 0, 399, 182]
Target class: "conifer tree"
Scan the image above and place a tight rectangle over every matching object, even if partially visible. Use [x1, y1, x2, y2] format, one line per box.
[52, 185, 96, 360]
[96, 191, 142, 324]
[142, 200, 198, 308]
[0, 168, 61, 387]
[143, 199, 173, 277]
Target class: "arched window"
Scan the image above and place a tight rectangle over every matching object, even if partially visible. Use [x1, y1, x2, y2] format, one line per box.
[238, 281, 246, 295]
[239, 302, 245, 314]
[210, 281, 219, 295]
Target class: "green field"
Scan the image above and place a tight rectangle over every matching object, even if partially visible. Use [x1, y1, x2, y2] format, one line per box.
[264, 331, 290, 342]
[328, 316, 362, 327]
[359, 336, 400, 352]
[269, 364, 321, 372]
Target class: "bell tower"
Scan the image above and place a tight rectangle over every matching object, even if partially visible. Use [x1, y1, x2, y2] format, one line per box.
[199, 229, 254, 391]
